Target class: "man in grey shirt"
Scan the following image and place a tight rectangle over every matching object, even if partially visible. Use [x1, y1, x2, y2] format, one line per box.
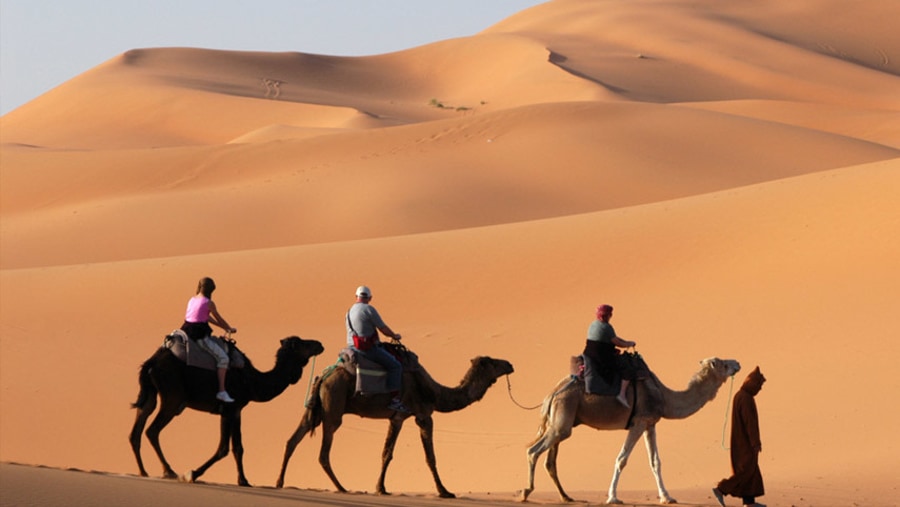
[346, 285, 408, 413]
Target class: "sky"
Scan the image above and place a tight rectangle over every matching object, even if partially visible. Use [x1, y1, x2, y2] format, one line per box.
[0, 1, 546, 116]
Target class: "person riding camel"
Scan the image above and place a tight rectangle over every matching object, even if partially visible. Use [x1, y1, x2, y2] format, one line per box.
[181, 277, 238, 403]
[346, 285, 409, 413]
[582, 304, 637, 408]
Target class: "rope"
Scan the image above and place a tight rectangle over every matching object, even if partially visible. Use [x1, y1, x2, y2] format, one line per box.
[505, 375, 542, 410]
[303, 355, 317, 404]
[720, 374, 736, 450]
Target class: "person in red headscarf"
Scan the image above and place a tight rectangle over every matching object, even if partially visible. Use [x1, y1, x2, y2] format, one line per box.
[713, 366, 767, 507]
[582, 304, 637, 407]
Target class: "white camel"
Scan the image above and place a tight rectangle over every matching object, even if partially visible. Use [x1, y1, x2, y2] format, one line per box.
[519, 357, 741, 504]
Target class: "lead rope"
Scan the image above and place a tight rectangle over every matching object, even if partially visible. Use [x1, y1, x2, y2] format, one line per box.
[304, 355, 318, 404]
[505, 375, 542, 410]
[721, 374, 736, 450]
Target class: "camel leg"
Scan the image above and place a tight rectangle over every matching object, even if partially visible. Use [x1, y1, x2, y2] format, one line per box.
[374, 415, 405, 495]
[545, 442, 574, 502]
[607, 422, 646, 504]
[319, 419, 348, 493]
[276, 409, 315, 488]
[520, 402, 574, 502]
[643, 424, 675, 504]
[414, 415, 455, 499]
[520, 433, 546, 502]
[144, 400, 181, 479]
[191, 412, 233, 483]
[229, 411, 250, 487]
[129, 394, 157, 477]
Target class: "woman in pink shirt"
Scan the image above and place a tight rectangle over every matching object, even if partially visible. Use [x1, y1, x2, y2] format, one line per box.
[181, 277, 237, 403]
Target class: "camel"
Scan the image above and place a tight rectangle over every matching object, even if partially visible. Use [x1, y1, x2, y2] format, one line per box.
[276, 351, 515, 498]
[519, 357, 741, 505]
[130, 336, 324, 486]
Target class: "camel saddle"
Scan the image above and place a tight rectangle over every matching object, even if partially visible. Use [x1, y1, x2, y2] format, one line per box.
[163, 330, 246, 371]
[338, 343, 419, 395]
[572, 352, 650, 396]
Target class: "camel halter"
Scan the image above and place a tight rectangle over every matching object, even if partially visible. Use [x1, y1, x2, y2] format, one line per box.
[720, 373, 736, 450]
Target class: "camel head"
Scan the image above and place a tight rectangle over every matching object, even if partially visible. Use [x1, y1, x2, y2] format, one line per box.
[471, 356, 515, 381]
[699, 357, 741, 381]
[278, 336, 325, 383]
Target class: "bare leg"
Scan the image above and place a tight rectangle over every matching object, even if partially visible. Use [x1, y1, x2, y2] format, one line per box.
[617, 380, 631, 407]
[218, 368, 227, 392]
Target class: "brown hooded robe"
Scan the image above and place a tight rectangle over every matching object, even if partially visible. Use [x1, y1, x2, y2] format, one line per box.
[717, 366, 766, 499]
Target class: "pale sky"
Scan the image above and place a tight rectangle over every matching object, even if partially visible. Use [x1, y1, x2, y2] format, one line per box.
[0, 1, 546, 115]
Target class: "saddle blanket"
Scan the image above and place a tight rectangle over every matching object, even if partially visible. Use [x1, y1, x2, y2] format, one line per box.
[573, 355, 620, 396]
[339, 346, 418, 395]
[164, 330, 245, 371]
[572, 352, 650, 396]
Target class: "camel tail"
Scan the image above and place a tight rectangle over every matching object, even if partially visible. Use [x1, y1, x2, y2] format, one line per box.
[131, 357, 157, 409]
[303, 375, 326, 437]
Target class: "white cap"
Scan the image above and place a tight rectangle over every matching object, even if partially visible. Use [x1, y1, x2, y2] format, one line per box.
[355, 285, 372, 298]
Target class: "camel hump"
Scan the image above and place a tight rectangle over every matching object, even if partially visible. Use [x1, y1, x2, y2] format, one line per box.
[580, 351, 650, 396]
[163, 331, 246, 371]
[338, 346, 420, 395]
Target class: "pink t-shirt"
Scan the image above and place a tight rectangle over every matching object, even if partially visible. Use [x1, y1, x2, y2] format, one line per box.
[185, 295, 210, 323]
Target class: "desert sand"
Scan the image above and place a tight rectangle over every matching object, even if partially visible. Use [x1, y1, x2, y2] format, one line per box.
[1, 0, 899, 506]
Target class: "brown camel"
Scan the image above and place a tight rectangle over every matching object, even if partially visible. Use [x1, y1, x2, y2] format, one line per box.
[520, 357, 741, 504]
[130, 336, 324, 486]
[276, 352, 515, 498]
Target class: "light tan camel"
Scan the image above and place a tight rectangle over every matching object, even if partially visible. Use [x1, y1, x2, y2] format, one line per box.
[519, 357, 740, 504]
[276, 354, 514, 498]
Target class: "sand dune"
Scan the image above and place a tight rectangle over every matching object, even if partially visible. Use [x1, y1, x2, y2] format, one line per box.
[1, 0, 899, 506]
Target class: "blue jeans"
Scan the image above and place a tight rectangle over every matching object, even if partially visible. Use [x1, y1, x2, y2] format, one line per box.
[357, 344, 402, 392]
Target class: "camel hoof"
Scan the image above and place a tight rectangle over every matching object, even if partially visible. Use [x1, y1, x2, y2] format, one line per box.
[518, 488, 532, 502]
[439, 491, 456, 499]
[163, 470, 178, 480]
[190, 470, 200, 483]
[661, 498, 678, 504]
[238, 479, 251, 487]
[607, 498, 623, 505]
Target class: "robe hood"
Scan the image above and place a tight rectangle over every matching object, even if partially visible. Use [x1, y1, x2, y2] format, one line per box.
[740, 366, 766, 396]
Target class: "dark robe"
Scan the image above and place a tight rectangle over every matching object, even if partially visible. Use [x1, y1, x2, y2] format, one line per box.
[717, 367, 766, 500]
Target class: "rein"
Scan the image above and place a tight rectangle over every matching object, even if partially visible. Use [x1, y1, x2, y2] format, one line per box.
[505, 375, 542, 410]
[304, 355, 318, 403]
[720, 374, 736, 450]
